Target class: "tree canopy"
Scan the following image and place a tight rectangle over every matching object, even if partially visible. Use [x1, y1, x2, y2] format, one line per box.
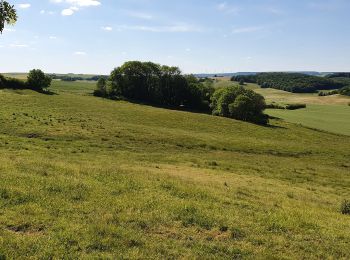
[211, 86, 268, 125]
[27, 69, 52, 91]
[94, 61, 214, 111]
[0, 1, 17, 34]
[232, 73, 345, 93]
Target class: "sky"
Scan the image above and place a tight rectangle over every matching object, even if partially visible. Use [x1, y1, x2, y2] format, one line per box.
[1, 0, 350, 74]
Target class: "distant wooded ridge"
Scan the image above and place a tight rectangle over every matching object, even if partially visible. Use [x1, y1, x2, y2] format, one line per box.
[231, 72, 350, 94]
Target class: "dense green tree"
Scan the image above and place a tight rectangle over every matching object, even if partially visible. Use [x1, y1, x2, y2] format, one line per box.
[27, 69, 52, 91]
[0, 1, 17, 34]
[211, 86, 268, 125]
[104, 61, 213, 110]
[94, 77, 107, 97]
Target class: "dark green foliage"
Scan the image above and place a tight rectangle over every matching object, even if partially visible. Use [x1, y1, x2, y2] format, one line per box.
[265, 103, 285, 109]
[49, 74, 108, 82]
[341, 200, 350, 215]
[285, 104, 306, 110]
[339, 86, 350, 96]
[210, 86, 268, 125]
[0, 74, 26, 89]
[0, 1, 17, 34]
[93, 78, 107, 97]
[326, 73, 350, 78]
[95, 61, 214, 111]
[232, 73, 345, 93]
[27, 69, 52, 91]
[319, 86, 350, 97]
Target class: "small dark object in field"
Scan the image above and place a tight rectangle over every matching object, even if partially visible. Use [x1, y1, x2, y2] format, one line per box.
[285, 104, 306, 110]
[208, 161, 219, 167]
[220, 226, 228, 232]
[341, 200, 350, 215]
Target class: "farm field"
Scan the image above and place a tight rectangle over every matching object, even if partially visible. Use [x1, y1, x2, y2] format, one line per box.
[267, 105, 350, 136]
[221, 79, 350, 135]
[0, 81, 349, 258]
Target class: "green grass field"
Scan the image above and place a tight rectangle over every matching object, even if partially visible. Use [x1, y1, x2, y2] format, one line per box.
[222, 80, 350, 135]
[0, 81, 349, 258]
[267, 105, 350, 136]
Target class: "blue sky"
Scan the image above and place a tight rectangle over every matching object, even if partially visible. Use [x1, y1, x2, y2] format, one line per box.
[1, 0, 350, 74]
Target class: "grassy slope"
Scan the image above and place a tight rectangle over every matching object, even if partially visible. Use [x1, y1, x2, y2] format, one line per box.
[0, 83, 350, 259]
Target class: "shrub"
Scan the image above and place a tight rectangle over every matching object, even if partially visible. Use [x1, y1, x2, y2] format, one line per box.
[265, 103, 285, 109]
[285, 104, 306, 110]
[341, 200, 350, 215]
[211, 85, 268, 125]
[27, 69, 52, 91]
[0, 74, 26, 89]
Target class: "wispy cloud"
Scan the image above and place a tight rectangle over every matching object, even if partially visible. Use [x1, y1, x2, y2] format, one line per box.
[101, 26, 113, 31]
[217, 2, 240, 14]
[115, 24, 202, 33]
[74, 51, 87, 55]
[51, 0, 101, 16]
[18, 3, 31, 9]
[125, 11, 154, 20]
[62, 9, 75, 16]
[9, 43, 29, 48]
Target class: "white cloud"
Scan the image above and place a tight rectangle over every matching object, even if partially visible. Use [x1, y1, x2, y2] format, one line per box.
[52, 0, 101, 16]
[62, 8, 74, 16]
[10, 43, 29, 48]
[74, 51, 87, 55]
[49, 36, 58, 39]
[66, 0, 101, 7]
[18, 3, 31, 9]
[115, 24, 202, 33]
[101, 26, 113, 31]
[217, 2, 240, 14]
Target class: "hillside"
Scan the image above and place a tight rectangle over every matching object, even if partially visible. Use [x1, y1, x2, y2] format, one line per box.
[0, 83, 349, 259]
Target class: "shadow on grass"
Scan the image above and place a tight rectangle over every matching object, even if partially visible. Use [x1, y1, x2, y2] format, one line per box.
[94, 94, 287, 129]
[38, 89, 58, 95]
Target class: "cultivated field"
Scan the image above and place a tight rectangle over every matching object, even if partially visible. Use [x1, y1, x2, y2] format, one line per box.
[0, 81, 349, 258]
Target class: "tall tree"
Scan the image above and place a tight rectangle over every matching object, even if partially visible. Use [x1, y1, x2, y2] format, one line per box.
[0, 0, 17, 34]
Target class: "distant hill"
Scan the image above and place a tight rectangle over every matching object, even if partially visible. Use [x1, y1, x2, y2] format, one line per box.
[231, 72, 345, 93]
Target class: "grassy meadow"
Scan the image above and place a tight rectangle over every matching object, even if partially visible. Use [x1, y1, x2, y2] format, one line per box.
[0, 81, 350, 258]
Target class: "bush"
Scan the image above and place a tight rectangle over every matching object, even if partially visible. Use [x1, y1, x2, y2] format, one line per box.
[0, 74, 26, 89]
[285, 104, 306, 110]
[210, 85, 268, 125]
[27, 69, 52, 91]
[341, 200, 350, 215]
[265, 103, 285, 109]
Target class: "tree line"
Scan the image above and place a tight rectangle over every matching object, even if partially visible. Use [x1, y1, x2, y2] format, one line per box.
[0, 70, 52, 92]
[232, 73, 345, 93]
[49, 74, 108, 82]
[95, 61, 268, 125]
